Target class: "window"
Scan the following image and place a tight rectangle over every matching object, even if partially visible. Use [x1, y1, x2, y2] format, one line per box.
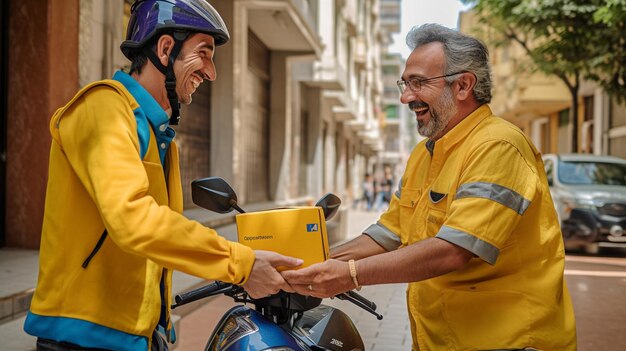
[558, 160, 626, 186]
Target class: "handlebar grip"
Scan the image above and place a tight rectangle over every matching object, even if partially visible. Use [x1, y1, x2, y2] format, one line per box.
[174, 281, 231, 307]
[347, 290, 377, 311]
[336, 290, 383, 320]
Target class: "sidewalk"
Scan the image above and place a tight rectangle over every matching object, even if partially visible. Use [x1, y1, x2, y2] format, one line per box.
[0, 208, 404, 350]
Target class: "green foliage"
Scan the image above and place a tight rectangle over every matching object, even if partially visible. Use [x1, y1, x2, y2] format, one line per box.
[463, 0, 626, 102]
[591, 0, 626, 100]
[594, 0, 626, 24]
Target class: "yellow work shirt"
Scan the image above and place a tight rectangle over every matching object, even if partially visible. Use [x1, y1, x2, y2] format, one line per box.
[364, 105, 576, 350]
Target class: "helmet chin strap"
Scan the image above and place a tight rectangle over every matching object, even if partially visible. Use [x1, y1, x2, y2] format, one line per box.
[143, 31, 190, 125]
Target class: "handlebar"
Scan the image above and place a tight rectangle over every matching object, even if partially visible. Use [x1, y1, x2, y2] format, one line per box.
[172, 281, 382, 320]
[171, 281, 235, 309]
[348, 290, 377, 311]
[336, 290, 383, 320]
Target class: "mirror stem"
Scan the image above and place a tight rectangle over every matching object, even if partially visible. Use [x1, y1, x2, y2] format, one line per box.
[231, 201, 245, 214]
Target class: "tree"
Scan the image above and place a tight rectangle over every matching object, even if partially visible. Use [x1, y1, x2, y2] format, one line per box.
[590, 0, 626, 100]
[463, 0, 626, 152]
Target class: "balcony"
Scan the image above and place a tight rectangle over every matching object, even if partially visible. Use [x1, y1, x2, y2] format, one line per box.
[342, 0, 358, 37]
[361, 128, 384, 152]
[306, 58, 347, 91]
[347, 119, 367, 132]
[491, 72, 571, 122]
[333, 97, 358, 122]
[243, 0, 322, 57]
[354, 36, 367, 72]
[322, 90, 345, 108]
[334, 106, 358, 122]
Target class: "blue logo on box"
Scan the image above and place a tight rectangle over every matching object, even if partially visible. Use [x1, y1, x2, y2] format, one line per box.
[306, 223, 319, 232]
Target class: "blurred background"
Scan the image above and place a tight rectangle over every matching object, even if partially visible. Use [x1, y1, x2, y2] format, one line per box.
[3, 0, 626, 249]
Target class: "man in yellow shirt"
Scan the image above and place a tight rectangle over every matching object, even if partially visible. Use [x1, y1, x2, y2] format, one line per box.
[24, 1, 300, 350]
[284, 24, 577, 350]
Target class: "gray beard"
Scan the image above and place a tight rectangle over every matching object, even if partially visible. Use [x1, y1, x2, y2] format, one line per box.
[417, 86, 457, 139]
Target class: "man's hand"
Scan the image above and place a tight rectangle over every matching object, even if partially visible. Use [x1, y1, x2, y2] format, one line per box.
[243, 250, 303, 299]
[281, 259, 355, 298]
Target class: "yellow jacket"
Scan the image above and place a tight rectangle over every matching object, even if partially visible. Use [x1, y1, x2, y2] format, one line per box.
[364, 105, 576, 350]
[24, 76, 255, 350]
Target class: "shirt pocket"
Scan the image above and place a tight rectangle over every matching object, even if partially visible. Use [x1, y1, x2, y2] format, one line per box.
[399, 187, 420, 241]
[142, 160, 168, 206]
[426, 189, 448, 236]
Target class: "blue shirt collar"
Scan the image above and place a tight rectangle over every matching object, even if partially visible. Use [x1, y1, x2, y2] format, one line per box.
[113, 70, 175, 166]
[112, 71, 170, 129]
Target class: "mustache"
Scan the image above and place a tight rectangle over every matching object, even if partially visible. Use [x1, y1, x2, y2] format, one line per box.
[408, 101, 428, 111]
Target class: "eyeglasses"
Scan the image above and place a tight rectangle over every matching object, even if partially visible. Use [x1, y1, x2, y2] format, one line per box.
[396, 71, 466, 94]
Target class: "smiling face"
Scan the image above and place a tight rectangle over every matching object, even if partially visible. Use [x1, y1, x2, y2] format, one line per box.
[414, 84, 457, 139]
[400, 42, 459, 140]
[173, 33, 217, 105]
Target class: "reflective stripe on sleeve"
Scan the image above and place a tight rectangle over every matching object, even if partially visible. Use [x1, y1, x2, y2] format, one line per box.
[436, 225, 499, 265]
[363, 222, 402, 251]
[456, 182, 531, 215]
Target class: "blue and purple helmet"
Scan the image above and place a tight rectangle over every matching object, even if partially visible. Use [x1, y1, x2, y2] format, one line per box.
[120, 0, 229, 59]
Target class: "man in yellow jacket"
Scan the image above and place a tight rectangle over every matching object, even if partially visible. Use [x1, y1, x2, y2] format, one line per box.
[24, 1, 301, 350]
[283, 24, 577, 350]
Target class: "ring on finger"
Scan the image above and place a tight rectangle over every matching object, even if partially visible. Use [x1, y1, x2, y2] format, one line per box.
[308, 284, 313, 291]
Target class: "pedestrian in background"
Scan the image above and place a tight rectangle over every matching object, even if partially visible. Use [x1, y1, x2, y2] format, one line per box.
[375, 166, 394, 211]
[353, 172, 375, 211]
[24, 1, 301, 350]
[284, 23, 576, 350]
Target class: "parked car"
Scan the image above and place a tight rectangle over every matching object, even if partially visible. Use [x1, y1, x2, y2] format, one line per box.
[543, 154, 626, 254]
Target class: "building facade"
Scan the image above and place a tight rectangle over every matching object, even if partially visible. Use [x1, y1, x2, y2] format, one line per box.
[374, 0, 409, 196]
[1, 0, 394, 248]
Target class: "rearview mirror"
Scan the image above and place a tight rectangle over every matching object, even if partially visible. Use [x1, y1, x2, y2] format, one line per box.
[315, 193, 341, 221]
[191, 177, 245, 214]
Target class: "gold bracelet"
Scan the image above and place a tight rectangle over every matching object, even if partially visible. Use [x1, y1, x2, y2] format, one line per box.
[348, 259, 361, 291]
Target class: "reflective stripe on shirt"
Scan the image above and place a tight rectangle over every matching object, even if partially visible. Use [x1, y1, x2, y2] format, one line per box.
[363, 222, 402, 251]
[436, 225, 500, 264]
[456, 182, 531, 215]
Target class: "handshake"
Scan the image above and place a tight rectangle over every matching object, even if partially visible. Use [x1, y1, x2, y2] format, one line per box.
[242, 250, 361, 299]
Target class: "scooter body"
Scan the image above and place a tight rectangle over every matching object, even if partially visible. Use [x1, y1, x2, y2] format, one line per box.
[206, 303, 364, 351]
[207, 305, 304, 351]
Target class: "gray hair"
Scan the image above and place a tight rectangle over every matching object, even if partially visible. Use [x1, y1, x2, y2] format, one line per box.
[406, 23, 492, 104]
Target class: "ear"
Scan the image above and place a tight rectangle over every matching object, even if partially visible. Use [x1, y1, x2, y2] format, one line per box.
[155, 34, 175, 67]
[455, 72, 477, 101]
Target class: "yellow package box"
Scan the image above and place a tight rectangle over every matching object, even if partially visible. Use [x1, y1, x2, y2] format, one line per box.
[235, 207, 330, 270]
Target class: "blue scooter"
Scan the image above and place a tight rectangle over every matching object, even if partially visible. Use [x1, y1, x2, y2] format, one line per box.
[171, 177, 382, 351]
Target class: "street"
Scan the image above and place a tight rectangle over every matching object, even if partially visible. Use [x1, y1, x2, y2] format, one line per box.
[565, 250, 626, 350]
